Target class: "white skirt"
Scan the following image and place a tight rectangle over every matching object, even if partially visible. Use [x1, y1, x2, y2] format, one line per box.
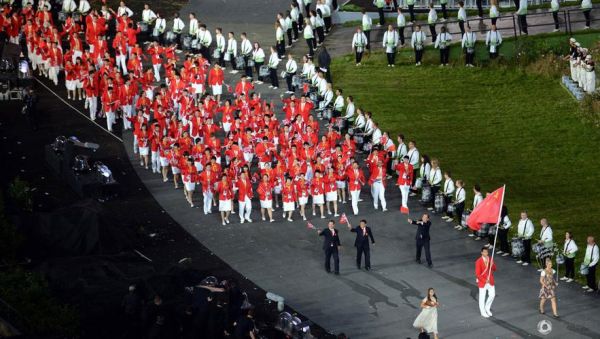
[193, 83, 204, 94]
[76, 80, 83, 89]
[222, 122, 232, 133]
[212, 84, 222, 95]
[299, 196, 308, 205]
[184, 182, 196, 191]
[283, 201, 295, 212]
[260, 199, 273, 209]
[312, 194, 324, 205]
[219, 199, 232, 211]
[66, 80, 76, 91]
[172, 166, 181, 174]
[336, 180, 346, 189]
[326, 191, 338, 202]
[160, 157, 169, 167]
[139, 146, 149, 156]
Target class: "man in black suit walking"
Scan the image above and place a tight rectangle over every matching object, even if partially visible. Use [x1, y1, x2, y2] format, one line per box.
[408, 213, 433, 268]
[347, 219, 375, 270]
[318, 220, 341, 275]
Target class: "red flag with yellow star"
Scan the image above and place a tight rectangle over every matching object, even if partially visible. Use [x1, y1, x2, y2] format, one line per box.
[467, 186, 505, 231]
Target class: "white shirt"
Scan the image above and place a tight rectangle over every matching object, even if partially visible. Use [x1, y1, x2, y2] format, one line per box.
[361, 14, 372, 31]
[428, 9, 437, 24]
[500, 215, 512, 230]
[215, 34, 226, 52]
[240, 39, 252, 55]
[344, 103, 356, 120]
[142, 9, 157, 23]
[473, 193, 483, 209]
[172, 18, 185, 33]
[372, 128, 382, 145]
[284, 59, 297, 73]
[517, 218, 534, 239]
[429, 168, 442, 186]
[419, 162, 431, 180]
[252, 48, 265, 61]
[397, 13, 406, 27]
[539, 226, 553, 245]
[197, 29, 212, 46]
[352, 32, 368, 51]
[227, 38, 238, 56]
[117, 5, 133, 17]
[333, 95, 344, 111]
[291, 7, 299, 22]
[62, 0, 76, 12]
[382, 30, 398, 53]
[486, 30, 502, 48]
[302, 63, 316, 78]
[268, 53, 280, 68]
[411, 31, 426, 49]
[462, 32, 476, 48]
[78, 0, 90, 13]
[584, 244, 599, 266]
[458, 7, 467, 21]
[443, 178, 455, 195]
[455, 187, 465, 204]
[154, 18, 166, 33]
[563, 239, 578, 257]
[189, 18, 198, 36]
[407, 148, 420, 168]
[434, 32, 451, 49]
[395, 142, 407, 159]
[321, 89, 334, 107]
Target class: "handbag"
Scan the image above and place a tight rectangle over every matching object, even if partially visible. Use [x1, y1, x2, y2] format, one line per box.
[418, 332, 430, 339]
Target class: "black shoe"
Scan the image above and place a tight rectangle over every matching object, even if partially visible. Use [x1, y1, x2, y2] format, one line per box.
[416, 259, 422, 264]
[365, 267, 371, 271]
[334, 271, 340, 275]
[428, 264, 433, 268]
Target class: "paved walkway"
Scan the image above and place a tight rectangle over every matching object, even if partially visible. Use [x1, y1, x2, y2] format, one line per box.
[118, 2, 600, 338]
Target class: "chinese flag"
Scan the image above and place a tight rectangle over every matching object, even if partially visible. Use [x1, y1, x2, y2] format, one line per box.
[339, 213, 348, 224]
[467, 186, 505, 231]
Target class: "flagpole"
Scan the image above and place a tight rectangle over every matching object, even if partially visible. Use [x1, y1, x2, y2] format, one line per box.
[486, 185, 506, 283]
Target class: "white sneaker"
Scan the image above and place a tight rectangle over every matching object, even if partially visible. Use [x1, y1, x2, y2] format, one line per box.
[288, 218, 293, 222]
[382, 209, 388, 212]
[468, 234, 475, 237]
[427, 207, 434, 211]
[240, 219, 245, 224]
[522, 262, 529, 266]
[222, 221, 226, 226]
[303, 216, 306, 221]
[334, 213, 339, 217]
[262, 217, 266, 221]
[246, 218, 253, 223]
[537, 269, 543, 272]
[446, 218, 453, 223]
[481, 313, 489, 318]
[321, 215, 326, 219]
[486, 311, 493, 317]
[502, 253, 509, 257]
[516, 260, 523, 264]
[566, 278, 573, 282]
[560, 277, 568, 281]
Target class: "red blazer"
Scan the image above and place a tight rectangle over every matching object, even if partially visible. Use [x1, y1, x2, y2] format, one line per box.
[346, 168, 365, 192]
[396, 163, 414, 186]
[368, 167, 387, 186]
[475, 257, 496, 288]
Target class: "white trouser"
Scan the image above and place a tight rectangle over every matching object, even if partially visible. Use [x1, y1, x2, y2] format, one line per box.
[400, 184, 410, 208]
[151, 151, 159, 172]
[122, 104, 132, 129]
[116, 54, 128, 75]
[153, 64, 161, 82]
[106, 111, 115, 131]
[48, 66, 59, 85]
[478, 283, 495, 316]
[133, 135, 138, 154]
[371, 181, 386, 210]
[203, 191, 213, 214]
[350, 189, 360, 215]
[238, 197, 252, 221]
[86, 96, 97, 119]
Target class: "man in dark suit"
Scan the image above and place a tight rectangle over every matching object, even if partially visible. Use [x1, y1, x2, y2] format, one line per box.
[408, 213, 433, 268]
[347, 219, 375, 270]
[318, 220, 341, 275]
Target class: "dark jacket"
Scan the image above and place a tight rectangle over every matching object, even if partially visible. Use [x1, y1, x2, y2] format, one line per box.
[350, 226, 375, 247]
[319, 228, 341, 250]
[411, 219, 431, 241]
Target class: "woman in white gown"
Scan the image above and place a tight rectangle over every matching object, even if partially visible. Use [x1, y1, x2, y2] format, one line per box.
[413, 287, 439, 339]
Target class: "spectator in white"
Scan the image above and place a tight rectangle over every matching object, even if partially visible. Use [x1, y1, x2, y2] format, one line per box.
[153, 13, 166, 43]
[275, 20, 286, 58]
[461, 25, 477, 67]
[301, 55, 316, 78]
[392, 134, 408, 169]
[303, 18, 315, 57]
[314, 71, 327, 97]
[240, 33, 253, 79]
[440, 171, 454, 220]
[267, 46, 280, 89]
[582, 0, 592, 29]
[362, 112, 375, 145]
[485, 25, 502, 59]
[516, 0, 528, 34]
[397, 8, 406, 47]
[584, 55, 595, 94]
[451, 180, 466, 226]
[489, 0, 499, 25]
[411, 25, 426, 66]
[284, 53, 298, 94]
[197, 24, 213, 61]
[426, 158, 442, 211]
[78, 0, 91, 15]
[383, 25, 399, 67]
[343, 96, 355, 123]
[371, 122, 382, 146]
[516, 211, 535, 266]
[361, 10, 372, 50]
[457, 1, 467, 35]
[188, 13, 199, 38]
[353, 108, 365, 130]
[252, 42, 266, 83]
[214, 28, 226, 67]
[407, 141, 420, 195]
[290, 3, 300, 41]
[434, 26, 451, 66]
[418, 154, 431, 187]
[583, 236, 598, 292]
[62, 0, 77, 13]
[284, 11, 293, 47]
[427, 3, 438, 43]
[538, 218, 553, 248]
[317, 0, 332, 33]
[172, 13, 185, 47]
[117, 1, 134, 17]
[319, 83, 334, 112]
[492, 207, 512, 256]
[332, 88, 344, 118]
[351, 27, 368, 66]
[560, 231, 577, 282]
[471, 184, 484, 239]
[226, 32, 238, 73]
[142, 4, 157, 25]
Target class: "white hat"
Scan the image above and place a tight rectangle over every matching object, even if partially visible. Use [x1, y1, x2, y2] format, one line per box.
[586, 55, 592, 60]
[569, 38, 576, 43]
[576, 42, 581, 47]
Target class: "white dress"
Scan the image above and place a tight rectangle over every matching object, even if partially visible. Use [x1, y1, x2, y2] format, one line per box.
[413, 298, 438, 334]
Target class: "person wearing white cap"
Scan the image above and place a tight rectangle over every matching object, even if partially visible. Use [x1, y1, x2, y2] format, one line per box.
[584, 54, 595, 93]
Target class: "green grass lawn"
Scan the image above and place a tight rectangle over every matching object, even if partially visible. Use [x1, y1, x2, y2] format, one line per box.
[331, 35, 600, 266]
